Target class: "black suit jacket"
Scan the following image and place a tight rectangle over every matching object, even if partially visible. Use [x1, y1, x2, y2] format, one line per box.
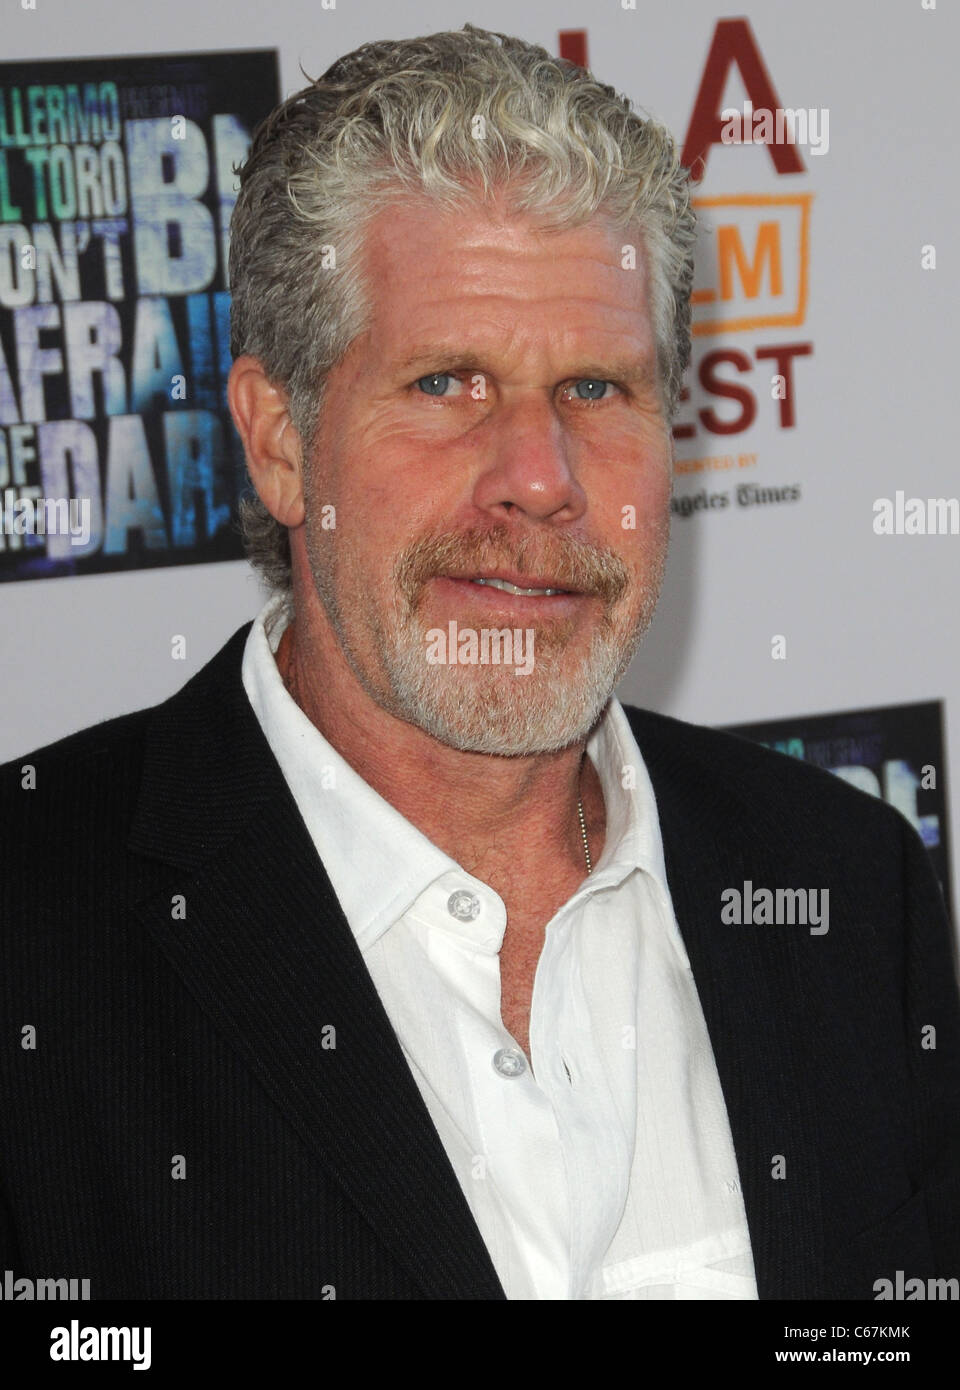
[2, 622, 959, 1300]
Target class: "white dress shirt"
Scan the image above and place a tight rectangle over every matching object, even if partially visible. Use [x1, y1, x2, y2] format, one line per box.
[241, 595, 758, 1300]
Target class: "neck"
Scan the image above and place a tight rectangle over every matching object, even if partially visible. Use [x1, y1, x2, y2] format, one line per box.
[272, 611, 607, 889]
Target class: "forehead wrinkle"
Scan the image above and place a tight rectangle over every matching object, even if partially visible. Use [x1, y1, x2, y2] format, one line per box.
[359, 213, 658, 386]
[382, 253, 655, 350]
[363, 202, 641, 298]
[396, 253, 647, 309]
[389, 306, 657, 377]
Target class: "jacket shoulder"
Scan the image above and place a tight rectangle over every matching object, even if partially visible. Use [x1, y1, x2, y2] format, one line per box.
[0, 704, 152, 818]
[1, 704, 150, 775]
[0, 621, 254, 842]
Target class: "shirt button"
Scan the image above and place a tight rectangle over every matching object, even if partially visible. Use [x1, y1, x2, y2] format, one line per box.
[492, 1047, 527, 1079]
[447, 890, 481, 922]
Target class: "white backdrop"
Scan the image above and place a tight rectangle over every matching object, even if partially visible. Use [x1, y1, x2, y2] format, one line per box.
[2, 0, 957, 922]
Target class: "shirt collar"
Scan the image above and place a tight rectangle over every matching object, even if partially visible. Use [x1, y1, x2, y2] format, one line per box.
[241, 595, 681, 963]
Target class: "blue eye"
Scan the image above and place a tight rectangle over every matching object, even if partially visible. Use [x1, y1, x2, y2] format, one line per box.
[417, 373, 452, 396]
[574, 379, 610, 400]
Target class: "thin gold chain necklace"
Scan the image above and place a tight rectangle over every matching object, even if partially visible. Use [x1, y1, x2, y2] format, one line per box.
[577, 752, 592, 875]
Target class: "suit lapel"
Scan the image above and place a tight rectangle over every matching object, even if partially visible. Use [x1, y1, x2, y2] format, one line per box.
[626, 707, 824, 1299]
[130, 624, 506, 1300]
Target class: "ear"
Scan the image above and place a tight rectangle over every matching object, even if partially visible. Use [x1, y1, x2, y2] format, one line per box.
[227, 355, 306, 527]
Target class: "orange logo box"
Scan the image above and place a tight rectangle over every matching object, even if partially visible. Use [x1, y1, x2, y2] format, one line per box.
[691, 193, 813, 335]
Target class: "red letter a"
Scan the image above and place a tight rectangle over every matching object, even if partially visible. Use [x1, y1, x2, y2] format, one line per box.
[681, 18, 805, 182]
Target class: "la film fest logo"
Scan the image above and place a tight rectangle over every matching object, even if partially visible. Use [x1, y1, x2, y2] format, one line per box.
[559, 20, 815, 515]
[670, 16, 953, 535]
[671, 17, 817, 517]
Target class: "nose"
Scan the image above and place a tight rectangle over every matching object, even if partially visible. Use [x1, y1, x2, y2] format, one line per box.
[470, 391, 588, 524]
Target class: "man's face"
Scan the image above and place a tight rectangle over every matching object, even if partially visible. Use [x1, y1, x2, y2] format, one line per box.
[298, 192, 673, 755]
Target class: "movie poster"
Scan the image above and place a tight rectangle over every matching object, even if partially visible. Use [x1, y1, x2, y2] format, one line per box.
[0, 50, 280, 581]
[721, 700, 953, 922]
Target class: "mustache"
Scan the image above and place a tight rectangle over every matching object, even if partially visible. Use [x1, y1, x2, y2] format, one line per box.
[394, 525, 630, 609]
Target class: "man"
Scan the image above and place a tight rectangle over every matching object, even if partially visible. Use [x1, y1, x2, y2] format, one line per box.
[2, 25, 959, 1302]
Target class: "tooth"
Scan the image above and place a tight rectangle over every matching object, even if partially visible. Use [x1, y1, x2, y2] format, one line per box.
[473, 577, 561, 596]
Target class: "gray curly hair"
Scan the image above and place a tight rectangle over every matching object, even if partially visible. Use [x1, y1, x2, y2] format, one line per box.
[229, 23, 697, 598]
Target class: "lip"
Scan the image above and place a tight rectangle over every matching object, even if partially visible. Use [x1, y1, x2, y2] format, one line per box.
[427, 574, 589, 616]
[439, 569, 581, 594]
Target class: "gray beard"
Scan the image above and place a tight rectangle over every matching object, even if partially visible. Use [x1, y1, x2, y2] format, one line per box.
[303, 518, 663, 757]
[369, 608, 650, 755]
